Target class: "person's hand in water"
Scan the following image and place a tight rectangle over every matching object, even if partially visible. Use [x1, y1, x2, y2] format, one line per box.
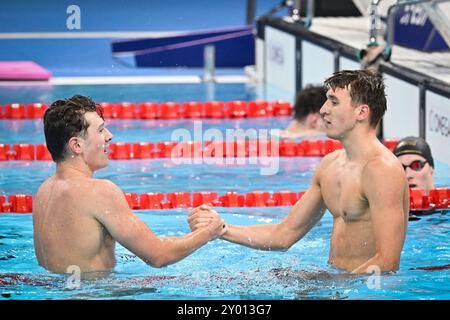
[188, 204, 227, 238]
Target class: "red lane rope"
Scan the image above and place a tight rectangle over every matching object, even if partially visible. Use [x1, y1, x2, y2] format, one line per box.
[0, 139, 401, 161]
[1, 188, 449, 213]
[411, 264, 450, 271]
[0, 100, 292, 120]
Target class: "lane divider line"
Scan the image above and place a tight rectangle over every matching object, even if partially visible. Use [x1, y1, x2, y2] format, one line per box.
[1, 188, 449, 213]
[0, 100, 292, 120]
[0, 139, 402, 161]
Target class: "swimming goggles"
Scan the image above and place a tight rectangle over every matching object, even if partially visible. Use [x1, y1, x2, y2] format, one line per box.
[402, 160, 428, 172]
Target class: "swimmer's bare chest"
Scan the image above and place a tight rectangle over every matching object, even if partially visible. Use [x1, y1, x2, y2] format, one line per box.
[318, 157, 377, 270]
[319, 158, 369, 221]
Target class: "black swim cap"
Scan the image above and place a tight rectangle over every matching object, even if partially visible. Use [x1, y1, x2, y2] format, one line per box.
[393, 136, 434, 168]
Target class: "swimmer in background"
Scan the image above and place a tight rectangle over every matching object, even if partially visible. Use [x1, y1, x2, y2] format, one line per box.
[393, 136, 435, 195]
[33, 95, 226, 274]
[189, 69, 409, 274]
[279, 84, 328, 139]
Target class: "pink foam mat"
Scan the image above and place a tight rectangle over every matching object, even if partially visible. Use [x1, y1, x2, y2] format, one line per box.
[0, 61, 52, 80]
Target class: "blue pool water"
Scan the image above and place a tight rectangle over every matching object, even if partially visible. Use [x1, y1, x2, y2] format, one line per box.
[1, 207, 449, 300]
[0, 82, 261, 105]
[0, 83, 449, 300]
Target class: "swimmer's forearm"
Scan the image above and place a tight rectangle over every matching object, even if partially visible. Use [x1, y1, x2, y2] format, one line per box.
[351, 254, 400, 274]
[221, 224, 290, 251]
[152, 229, 213, 267]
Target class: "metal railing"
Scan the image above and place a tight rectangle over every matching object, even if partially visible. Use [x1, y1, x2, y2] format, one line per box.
[357, 0, 450, 66]
[259, 0, 315, 28]
[385, 0, 450, 59]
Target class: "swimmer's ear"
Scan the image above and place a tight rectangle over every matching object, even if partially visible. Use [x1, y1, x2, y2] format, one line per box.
[68, 137, 83, 155]
[355, 104, 370, 122]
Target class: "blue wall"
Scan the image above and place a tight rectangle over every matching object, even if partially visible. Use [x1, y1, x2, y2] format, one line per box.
[0, 0, 279, 76]
[0, 0, 278, 32]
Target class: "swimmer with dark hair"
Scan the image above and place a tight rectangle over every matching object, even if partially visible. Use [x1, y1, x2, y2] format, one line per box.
[189, 70, 409, 274]
[279, 84, 328, 139]
[33, 95, 226, 274]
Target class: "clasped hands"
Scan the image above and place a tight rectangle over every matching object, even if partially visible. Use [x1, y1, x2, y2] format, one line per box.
[187, 204, 228, 240]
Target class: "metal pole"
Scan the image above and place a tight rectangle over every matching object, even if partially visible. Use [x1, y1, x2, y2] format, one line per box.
[305, 0, 314, 28]
[203, 45, 215, 82]
[368, 0, 381, 46]
[419, 82, 426, 139]
[246, 0, 256, 25]
[292, 0, 301, 22]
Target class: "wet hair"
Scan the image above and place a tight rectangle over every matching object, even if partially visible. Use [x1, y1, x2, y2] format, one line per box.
[324, 69, 387, 128]
[293, 84, 327, 122]
[43, 95, 104, 163]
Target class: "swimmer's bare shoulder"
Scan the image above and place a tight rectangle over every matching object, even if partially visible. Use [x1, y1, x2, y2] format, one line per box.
[315, 149, 343, 179]
[88, 178, 122, 196]
[322, 149, 343, 164]
[34, 178, 54, 221]
[85, 178, 154, 236]
[362, 149, 409, 210]
[84, 179, 153, 248]
[87, 179, 129, 216]
[35, 176, 54, 201]
[361, 150, 407, 192]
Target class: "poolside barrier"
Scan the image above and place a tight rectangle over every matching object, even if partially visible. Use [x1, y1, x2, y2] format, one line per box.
[1, 188, 449, 213]
[0, 100, 292, 120]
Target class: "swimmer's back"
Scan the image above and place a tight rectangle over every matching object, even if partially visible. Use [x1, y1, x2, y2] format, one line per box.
[33, 176, 115, 273]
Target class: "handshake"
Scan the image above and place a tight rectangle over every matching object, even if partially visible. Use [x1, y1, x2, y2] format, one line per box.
[187, 204, 228, 240]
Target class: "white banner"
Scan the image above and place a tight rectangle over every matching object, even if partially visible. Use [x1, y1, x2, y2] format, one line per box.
[265, 26, 296, 99]
[302, 41, 334, 86]
[383, 74, 420, 138]
[426, 91, 450, 166]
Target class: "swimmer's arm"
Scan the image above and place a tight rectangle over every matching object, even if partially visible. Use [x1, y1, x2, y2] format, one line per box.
[221, 182, 326, 251]
[94, 181, 225, 268]
[219, 154, 332, 250]
[351, 160, 408, 274]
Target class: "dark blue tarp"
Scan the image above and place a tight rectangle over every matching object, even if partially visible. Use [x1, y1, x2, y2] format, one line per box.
[393, 6, 449, 52]
[112, 26, 255, 67]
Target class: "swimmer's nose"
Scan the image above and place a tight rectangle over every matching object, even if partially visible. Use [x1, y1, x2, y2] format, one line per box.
[405, 169, 415, 182]
[319, 102, 328, 118]
[105, 128, 113, 142]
